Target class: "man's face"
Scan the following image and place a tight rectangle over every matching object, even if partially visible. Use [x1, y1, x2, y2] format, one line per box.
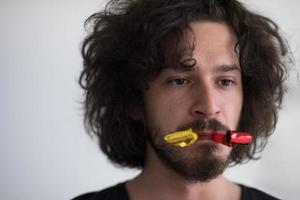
[143, 21, 243, 182]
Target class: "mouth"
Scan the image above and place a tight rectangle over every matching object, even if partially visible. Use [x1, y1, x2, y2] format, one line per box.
[194, 130, 226, 140]
[195, 133, 212, 140]
[163, 129, 223, 147]
[164, 128, 253, 148]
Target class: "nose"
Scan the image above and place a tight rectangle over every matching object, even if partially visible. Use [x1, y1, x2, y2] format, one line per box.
[191, 83, 221, 119]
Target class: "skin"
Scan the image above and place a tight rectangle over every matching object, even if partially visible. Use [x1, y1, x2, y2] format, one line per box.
[127, 21, 243, 200]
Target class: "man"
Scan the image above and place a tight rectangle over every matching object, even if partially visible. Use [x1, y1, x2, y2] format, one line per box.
[74, 0, 290, 199]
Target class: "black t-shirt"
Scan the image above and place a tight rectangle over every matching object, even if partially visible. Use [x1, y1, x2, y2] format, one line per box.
[72, 182, 281, 200]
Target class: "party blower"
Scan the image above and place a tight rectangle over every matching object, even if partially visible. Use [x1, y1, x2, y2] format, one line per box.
[164, 128, 253, 148]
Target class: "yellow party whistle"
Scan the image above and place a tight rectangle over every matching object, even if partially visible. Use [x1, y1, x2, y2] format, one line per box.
[164, 128, 198, 148]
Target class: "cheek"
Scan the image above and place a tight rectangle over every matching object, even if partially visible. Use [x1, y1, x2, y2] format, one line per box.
[144, 93, 190, 131]
[222, 93, 243, 129]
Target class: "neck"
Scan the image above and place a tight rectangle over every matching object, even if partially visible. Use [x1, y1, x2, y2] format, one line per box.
[126, 145, 241, 200]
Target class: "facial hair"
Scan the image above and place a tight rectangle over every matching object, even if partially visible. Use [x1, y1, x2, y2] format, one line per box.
[148, 119, 231, 183]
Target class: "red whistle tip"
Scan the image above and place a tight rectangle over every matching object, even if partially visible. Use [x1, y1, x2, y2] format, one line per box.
[212, 131, 252, 147]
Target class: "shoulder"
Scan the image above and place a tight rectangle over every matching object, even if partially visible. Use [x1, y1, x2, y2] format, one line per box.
[240, 184, 281, 200]
[72, 182, 129, 200]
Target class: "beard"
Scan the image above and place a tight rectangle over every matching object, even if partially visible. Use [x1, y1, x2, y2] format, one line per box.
[147, 119, 231, 183]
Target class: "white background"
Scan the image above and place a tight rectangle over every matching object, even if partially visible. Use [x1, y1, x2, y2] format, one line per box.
[0, 0, 299, 199]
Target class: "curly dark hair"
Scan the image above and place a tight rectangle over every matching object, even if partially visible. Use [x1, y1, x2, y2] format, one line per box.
[79, 0, 290, 168]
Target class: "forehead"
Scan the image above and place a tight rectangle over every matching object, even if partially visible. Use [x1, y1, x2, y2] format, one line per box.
[190, 21, 237, 56]
[164, 21, 239, 72]
[190, 21, 237, 46]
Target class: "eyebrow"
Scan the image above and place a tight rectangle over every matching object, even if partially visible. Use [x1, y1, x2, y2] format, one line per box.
[173, 64, 196, 72]
[171, 64, 241, 73]
[173, 64, 241, 73]
[215, 64, 241, 73]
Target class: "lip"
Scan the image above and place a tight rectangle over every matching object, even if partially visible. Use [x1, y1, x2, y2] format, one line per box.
[196, 131, 229, 143]
[194, 130, 225, 139]
[164, 128, 252, 148]
[197, 133, 213, 140]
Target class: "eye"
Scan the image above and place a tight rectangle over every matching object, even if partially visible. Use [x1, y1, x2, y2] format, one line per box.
[167, 77, 190, 86]
[218, 79, 235, 87]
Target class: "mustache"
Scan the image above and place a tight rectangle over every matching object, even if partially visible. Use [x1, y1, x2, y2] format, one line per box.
[176, 119, 229, 133]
